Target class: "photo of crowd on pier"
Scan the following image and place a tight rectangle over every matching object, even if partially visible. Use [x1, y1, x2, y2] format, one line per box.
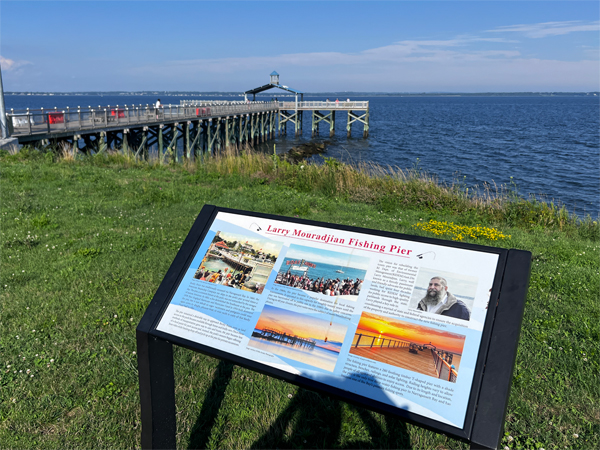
[194, 230, 283, 294]
[274, 244, 370, 301]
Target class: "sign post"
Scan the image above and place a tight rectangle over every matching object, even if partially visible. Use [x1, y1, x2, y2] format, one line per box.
[137, 205, 530, 449]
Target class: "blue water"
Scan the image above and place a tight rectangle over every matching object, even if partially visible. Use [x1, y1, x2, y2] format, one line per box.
[248, 336, 340, 372]
[278, 258, 367, 282]
[5, 94, 599, 216]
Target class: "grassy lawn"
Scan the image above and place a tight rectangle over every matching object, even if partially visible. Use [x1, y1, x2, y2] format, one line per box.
[1, 149, 598, 449]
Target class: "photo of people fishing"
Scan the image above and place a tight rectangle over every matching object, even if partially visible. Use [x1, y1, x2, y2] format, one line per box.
[274, 244, 370, 300]
[194, 230, 283, 294]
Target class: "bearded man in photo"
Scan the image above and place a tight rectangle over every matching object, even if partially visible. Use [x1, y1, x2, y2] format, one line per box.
[417, 277, 470, 321]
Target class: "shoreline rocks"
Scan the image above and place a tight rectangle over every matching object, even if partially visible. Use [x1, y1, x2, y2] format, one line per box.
[284, 141, 331, 163]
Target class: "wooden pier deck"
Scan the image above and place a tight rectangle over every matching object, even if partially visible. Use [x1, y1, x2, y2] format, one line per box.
[350, 346, 439, 378]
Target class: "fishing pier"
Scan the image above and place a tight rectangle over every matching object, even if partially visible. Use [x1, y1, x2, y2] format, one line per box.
[3, 72, 369, 159]
[252, 328, 316, 349]
[351, 333, 459, 382]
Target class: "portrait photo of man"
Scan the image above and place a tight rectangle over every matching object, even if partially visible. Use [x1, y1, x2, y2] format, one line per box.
[416, 276, 471, 321]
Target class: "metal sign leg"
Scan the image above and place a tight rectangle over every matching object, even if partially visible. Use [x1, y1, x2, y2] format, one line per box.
[137, 331, 176, 449]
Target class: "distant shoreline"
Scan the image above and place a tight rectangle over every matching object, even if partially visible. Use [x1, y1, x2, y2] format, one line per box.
[5, 91, 599, 98]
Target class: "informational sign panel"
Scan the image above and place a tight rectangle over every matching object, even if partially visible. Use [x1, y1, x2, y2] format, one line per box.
[138, 205, 530, 449]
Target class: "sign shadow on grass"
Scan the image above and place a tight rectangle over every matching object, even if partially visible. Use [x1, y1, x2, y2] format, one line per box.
[186, 363, 411, 449]
[187, 360, 235, 450]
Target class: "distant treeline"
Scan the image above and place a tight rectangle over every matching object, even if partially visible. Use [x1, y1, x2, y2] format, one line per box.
[6, 91, 599, 97]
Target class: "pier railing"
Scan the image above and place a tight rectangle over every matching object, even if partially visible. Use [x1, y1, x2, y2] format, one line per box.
[352, 333, 410, 349]
[279, 101, 368, 110]
[431, 350, 458, 382]
[6, 101, 278, 137]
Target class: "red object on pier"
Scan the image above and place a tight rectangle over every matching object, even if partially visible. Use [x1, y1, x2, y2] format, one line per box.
[111, 109, 125, 118]
[48, 112, 64, 124]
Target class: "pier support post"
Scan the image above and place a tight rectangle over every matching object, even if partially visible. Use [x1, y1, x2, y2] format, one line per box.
[158, 125, 164, 162]
[271, 111, 276, 139]
[225, 116, 230, 150]
[98, 132, 107, 154]
[168, 124, 179, 163]
[266, 111, 271, 140]
[200, 120, 207, 155]
[122, 130, 129, 156]
[72, 135, 80, 156]
[207, 120, 212, 155]
[294, 111, 301, 137]
[330, 111, 335, 137]
[363, 109, 369, 138]
[185, 121, 191, 159]
[347, 111, 352, 138]
[260, 113, 265, 143]
[188, 121, 201, 161]
[242, 115, 248, 147]
[134, 127, 148, 161]
[278, 111, 283, 136]
[142, 127, 148, 160]
[312, 111, 317, 137]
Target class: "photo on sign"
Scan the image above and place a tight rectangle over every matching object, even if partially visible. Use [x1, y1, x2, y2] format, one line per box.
[350, 312, 465, 383]
[274, 244, 370, 301]
[194, 230, 283, 294]
[408, 269, 479, 322]
[248, 304, 348, 372]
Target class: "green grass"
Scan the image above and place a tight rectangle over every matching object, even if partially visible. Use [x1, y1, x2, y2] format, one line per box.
[1, 148, 598, 449]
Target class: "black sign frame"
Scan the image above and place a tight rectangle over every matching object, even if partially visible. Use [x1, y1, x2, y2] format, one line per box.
[137, 204, 531, 449]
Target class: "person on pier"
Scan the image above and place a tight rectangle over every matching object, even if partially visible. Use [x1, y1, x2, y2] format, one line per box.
[155, 99, 161, 119]
[417, 276, 470, 321]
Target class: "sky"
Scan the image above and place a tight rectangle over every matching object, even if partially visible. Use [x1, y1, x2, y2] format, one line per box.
[0, 1, 598, 92]
[254, 304, 348, 343]
[357, 312, 466, 353]
[285, 244, 371, 270]
[215, 230, 283, 257]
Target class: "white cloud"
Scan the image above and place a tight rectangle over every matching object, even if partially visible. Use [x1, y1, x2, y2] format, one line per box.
[129, 37, 525, 78]
[121, 32, 598, 91]
[0, 56, 32, 71]
[488, 20, 600, 38]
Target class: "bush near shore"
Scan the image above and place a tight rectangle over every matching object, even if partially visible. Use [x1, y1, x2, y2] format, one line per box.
[1, 147, 598, 450]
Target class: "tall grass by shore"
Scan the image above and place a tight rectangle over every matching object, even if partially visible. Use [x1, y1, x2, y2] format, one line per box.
[15, 144, 598, 234]
[1, 146, 598, 449]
